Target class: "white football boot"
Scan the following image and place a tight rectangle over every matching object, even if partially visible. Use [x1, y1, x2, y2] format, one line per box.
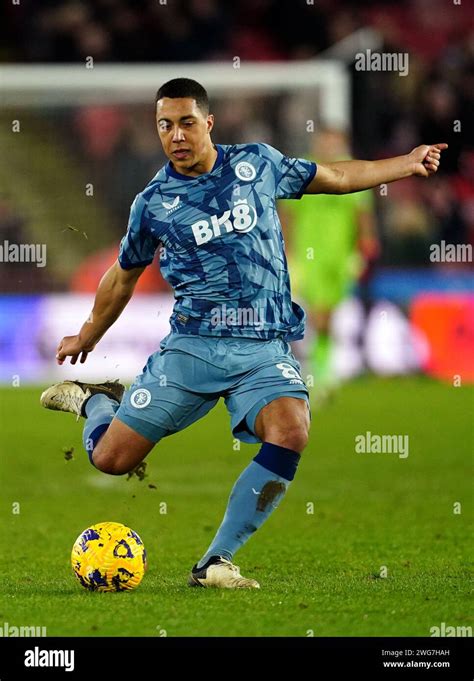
[188, 556, 260, 589]
[40, 380, 125, 419]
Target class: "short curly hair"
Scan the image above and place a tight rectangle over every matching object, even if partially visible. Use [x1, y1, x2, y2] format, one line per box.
[155, 78, 209, 115]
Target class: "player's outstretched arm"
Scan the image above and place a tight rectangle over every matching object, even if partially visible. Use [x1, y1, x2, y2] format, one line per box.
[305, 143, 448, 195]
[56, 261, 146, 365]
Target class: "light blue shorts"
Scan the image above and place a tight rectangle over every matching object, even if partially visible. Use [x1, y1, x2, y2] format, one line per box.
[115, 333, 309, 444]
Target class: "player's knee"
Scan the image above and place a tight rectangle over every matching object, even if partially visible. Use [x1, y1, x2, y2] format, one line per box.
[282, 425, 309, 452]
[266, 423, 309, 453]
[92, 448, 134, 476]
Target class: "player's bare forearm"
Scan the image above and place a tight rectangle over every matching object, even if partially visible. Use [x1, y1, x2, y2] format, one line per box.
[327, 156, 412, 193]
[79, 267, 136, 345]
[306, 143, 448, 195]
[56, 261, 145, 365]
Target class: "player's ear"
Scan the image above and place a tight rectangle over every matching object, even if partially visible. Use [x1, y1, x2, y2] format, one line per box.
[206, 114, 214, 134]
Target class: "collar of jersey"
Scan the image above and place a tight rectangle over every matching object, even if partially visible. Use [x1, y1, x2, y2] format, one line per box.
[165, 144, 224, 181]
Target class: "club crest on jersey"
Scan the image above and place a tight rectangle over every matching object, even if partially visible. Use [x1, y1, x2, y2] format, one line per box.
[130, 389, 152, 409]
[235, 162, 256, 181]
[191, 199, 257, 245]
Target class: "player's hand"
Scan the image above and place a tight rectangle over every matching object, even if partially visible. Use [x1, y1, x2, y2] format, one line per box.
[409, 143, 448, 177]
[56, 335, 93, 366]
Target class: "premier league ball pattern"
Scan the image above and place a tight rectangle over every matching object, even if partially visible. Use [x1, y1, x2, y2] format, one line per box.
[71, 522, 147, 592]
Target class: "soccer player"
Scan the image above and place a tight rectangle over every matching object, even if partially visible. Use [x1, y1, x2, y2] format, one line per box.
[41, 78, 447, 589]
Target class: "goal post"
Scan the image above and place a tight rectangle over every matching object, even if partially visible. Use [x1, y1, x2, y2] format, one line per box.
[0, 60, 350, 131]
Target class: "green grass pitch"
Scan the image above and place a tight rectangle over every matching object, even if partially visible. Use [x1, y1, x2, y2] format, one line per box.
[0, 378, 472, 637]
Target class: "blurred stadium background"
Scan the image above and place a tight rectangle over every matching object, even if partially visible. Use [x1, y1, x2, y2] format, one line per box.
[0, 0, 472, 386]
[0, 0, 473, 641]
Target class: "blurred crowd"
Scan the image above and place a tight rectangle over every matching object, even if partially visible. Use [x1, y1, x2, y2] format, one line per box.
[2, 0, 471, 64]
[1, 0, 472, 293]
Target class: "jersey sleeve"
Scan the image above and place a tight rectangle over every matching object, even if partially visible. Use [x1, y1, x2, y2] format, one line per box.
[261, 143, 317, 200]
[118, 194, 160, 270]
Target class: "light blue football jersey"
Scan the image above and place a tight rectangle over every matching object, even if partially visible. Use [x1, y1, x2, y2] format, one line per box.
[119, 143, 317, 340]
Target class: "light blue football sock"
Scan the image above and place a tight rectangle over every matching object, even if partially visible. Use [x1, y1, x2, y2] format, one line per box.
[196, 442, 301, 568]
[82, 393, 120, 466]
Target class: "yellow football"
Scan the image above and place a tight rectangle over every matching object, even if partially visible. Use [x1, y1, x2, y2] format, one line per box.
[71, 522, 147, 592]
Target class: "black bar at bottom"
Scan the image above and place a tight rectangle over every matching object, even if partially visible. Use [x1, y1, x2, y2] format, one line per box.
[0, 636, 471, 679]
